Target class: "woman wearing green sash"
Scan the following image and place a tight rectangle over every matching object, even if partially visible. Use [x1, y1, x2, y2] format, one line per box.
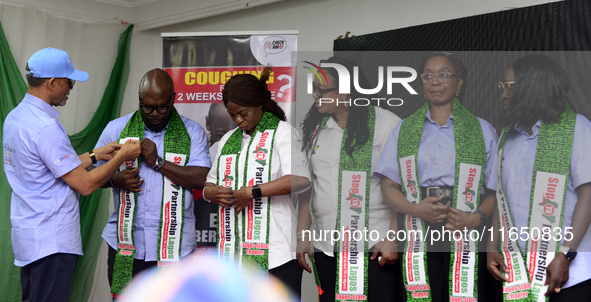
[487, 54, 591, 302]
[375, 52, 498, 302]
[202, 67, 311, 297]
[296, 56, 403, 301]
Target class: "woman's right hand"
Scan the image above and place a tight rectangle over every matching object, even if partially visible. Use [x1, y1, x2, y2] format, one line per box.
[205, 185, 235, 207]
[412, 194, 450, 223]
[487, 251, 510, 282]
[296, 235, 313, 273]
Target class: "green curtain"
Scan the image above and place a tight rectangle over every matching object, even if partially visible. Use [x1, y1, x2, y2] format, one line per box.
[0, 21, 134, 302]
[0, 16, 28, 302]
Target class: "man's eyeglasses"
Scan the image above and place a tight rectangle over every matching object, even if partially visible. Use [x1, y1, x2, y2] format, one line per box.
[139, 94, 175, 114]
[52, 78, 75, 89]
[419, 72, 458, 84]
[313, 85, 338, 98]
[498, 81, 515, 93]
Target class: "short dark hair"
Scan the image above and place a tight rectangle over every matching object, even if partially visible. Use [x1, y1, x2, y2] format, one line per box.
[25, 63, 48, 87]
[508, 54, 572, 126]
[222, 66, 286, 121]
[418, 51, 468, 100]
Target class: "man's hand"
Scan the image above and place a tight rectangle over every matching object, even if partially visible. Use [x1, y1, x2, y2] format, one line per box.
[544, 254, 571, 296]
[487, 252, 510, 282]
[445, 208, 481, 231]
[205, 185, 235, 208]
[119, 140, 141, 161]
[94, 141, 122, 161]
[296, 235, 313, 273]
[413, 195, 450, 223]
[371, 240, 399, 266]
[232, 186, 253, 214]
[112, 167, 144, 192]
[140, 138, 158, 166]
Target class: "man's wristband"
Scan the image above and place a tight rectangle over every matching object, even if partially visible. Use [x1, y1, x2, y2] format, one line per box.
[88, 150, 97, 165]
[474, 210, 486, 226]
[108, 178, 114, 188]
[202, 186, 211, 203]
[252, 184, 262, 199]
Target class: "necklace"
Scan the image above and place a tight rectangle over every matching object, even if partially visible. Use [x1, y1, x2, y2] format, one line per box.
[334, 118, 347, 129]
[422, 134, 454, 166]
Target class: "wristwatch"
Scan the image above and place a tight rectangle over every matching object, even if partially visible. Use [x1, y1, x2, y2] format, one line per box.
[558, 246, 577, 261]
[153, 156, 165, 170]
[252, 184, 262, 199]
[474, 210, 486, 226]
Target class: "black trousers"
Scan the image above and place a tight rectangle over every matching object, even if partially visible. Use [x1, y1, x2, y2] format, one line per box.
[107, 246, 158, 288]
[21, 253, 79, 302]
[314, 250, 404, 302]
[549, 278, 591, 302]
[269, 259, 303, 300]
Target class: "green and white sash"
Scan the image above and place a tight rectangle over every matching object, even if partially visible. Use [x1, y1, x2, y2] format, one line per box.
[496, 107, 576, 302]
[111, 109, 191, 297]
[397, 100, 486, 301]
[307, 106, 376, 301]
[216, 111, 280, 271]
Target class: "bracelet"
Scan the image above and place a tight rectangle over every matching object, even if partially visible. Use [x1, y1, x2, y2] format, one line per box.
[88, 150, 97, 165]
[108, 178, 114, 188]
[202, 186, 211, 203]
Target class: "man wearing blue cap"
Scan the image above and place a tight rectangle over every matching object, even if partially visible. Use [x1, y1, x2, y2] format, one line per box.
[3, 47, 142, 301]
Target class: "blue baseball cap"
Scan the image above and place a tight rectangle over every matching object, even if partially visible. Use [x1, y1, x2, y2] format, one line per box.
[26, 47, 89, 82]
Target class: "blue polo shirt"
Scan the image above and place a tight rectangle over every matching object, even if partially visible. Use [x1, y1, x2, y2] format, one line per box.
[500, 115, 591, 289]
[3, 94, 83, 267]
[94, 112, 211, 261]
[374, 108, 498, 192]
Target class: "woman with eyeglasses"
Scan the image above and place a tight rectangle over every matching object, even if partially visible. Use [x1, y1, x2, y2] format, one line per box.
[375, 51, 498, 302]
[296, 56, 403, 301]
[487, 54, 591, 301]
[202, 66, 311, 298]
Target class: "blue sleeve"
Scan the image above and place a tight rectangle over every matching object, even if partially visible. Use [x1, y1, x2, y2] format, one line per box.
[373, 121, 403, 185]
[571, 114, 591, 188]
[37, 124, 81, 178]
[93, 119, 122, 167]
[479, 118, 498, 192]
[185, 119, 212, 168]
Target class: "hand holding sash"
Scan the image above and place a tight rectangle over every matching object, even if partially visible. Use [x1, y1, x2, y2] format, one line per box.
[444, 207, 480, 231]
[140, 138, 158, 166]
[204, 184, 235, 208]
[486, 251, 510, 282]
[112, 167, 144, 192]
[544, 253, 570, 296]
[119, 140, 142, 160]
[94, 141, 122, 161]
[232, 186, 254, 214]
[412, 195, 450, 223]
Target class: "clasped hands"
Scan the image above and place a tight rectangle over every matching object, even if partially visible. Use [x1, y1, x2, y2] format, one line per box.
[413, 194, 482, 231]
[205, 185, 256, 214]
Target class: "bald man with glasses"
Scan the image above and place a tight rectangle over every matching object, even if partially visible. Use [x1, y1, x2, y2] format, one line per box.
[93, 68, 211, 298]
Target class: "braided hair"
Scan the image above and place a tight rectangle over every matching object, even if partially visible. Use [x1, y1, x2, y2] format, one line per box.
[301, 56, 370, 156]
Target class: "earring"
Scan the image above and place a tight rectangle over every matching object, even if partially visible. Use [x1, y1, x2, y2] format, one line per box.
[455, 87, 461, 97]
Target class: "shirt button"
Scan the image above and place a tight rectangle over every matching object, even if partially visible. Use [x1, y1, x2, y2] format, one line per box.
[149, 170, 153, 174]
[148, 189, 151, 192]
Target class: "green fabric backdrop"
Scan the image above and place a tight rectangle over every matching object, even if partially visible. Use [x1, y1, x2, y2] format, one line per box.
[0, 22, 134, 302]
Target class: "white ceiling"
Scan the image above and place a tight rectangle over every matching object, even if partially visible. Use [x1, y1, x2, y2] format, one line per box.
[0, 0, 284, 31]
